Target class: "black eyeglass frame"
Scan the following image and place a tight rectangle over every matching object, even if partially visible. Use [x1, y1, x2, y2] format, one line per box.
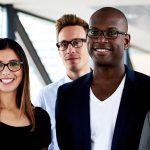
[56, 38, 86, 51]
[0, 61, 23, 72]
[87, 28, 128, 39]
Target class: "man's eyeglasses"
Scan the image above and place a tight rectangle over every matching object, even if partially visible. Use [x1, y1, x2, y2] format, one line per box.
[87, 28, 127, 39]
[0, 61, 23, 72]
[56, 38, 86, 51]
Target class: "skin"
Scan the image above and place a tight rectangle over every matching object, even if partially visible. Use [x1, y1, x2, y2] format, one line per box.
[0, 48, 29, 127]
[58, 25, 91, 80]
[87, 8, 130, 101]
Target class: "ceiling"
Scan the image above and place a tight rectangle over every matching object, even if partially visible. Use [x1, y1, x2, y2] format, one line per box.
[0, 0, 150, 21]
[1, 0, 150, 53]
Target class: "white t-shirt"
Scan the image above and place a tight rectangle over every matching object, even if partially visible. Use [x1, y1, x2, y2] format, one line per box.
[32, 74, 72, 150]
[90, 76, 126, 150]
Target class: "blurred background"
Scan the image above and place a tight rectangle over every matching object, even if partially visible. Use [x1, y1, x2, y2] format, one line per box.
[0, 0, 150, 102]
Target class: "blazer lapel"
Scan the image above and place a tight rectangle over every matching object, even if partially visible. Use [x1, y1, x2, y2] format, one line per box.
[77, 72, 92, 150]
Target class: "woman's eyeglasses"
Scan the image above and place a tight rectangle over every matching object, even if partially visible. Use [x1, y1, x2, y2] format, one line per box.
[0, 61, 23, 72]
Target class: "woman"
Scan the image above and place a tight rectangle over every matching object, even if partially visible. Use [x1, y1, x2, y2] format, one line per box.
[0, 38, 51, 150]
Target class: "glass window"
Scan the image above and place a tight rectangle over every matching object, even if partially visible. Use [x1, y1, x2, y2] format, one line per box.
[0, 6, 7, 37]
[17, 12, 66, 100]
[129, 47, 150, 76]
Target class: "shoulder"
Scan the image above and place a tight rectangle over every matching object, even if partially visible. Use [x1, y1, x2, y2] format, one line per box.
[56, 72, 92, 102]
[40, 76, 70, 94]
[134, 71, 150, 87]
[126, 66, 150, 84]
[34, 107, 51, 135]
[126, 67, 150, 103]
[59, 72, 92, 92]
[34, 107, 50, 123]
[33, 107, 51, 146]
[33, 76, 69, 107]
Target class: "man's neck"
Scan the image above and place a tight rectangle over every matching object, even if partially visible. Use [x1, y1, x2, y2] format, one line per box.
[67, 66, 91, 80]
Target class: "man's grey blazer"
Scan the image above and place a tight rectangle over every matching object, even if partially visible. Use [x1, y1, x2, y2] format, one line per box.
[139, 111, 150, 150]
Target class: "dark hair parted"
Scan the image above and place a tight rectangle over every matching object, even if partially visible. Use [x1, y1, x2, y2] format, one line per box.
[0, 38, 35, 131]
[55, 14, 89, 36]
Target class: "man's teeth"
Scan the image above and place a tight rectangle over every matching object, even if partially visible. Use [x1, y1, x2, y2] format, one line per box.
[96, 49, 109, 52]
[1, 79, 13, 84]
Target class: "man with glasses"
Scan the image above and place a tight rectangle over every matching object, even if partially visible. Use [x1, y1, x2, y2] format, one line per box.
[56, 7, 150, 150]
[33, 14, 91, 150]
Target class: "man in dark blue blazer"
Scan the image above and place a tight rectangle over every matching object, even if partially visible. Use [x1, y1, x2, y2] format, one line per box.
[56, 7, 150, 150]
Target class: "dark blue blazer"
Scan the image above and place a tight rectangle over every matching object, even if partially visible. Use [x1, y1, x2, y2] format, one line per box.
[56, 66, 150, 150]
